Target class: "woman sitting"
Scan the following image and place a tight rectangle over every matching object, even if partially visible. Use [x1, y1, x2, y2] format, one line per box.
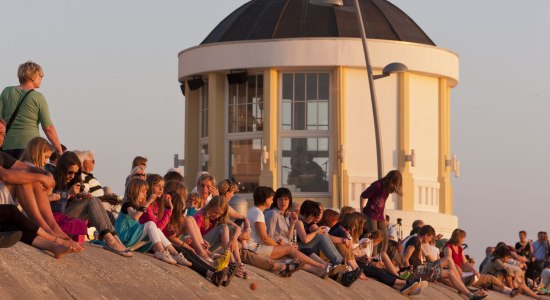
[193, 195, 247, 278]
[331, 212, 426, 295]
[20, 137, 87, 243]
[52, 152, 130, 257]
[115, 178, 190, 265]
[403, 225, 488, 300]
[248, 186, 362, 287]
[162, 191, 235, 286]
[294, 199, 344, 267]
[0, 204, 77, 258]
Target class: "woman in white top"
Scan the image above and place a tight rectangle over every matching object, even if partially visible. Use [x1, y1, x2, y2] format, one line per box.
[248, 186, 336, 278]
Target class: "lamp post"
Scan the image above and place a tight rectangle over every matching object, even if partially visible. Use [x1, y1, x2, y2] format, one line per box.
[310, 0, 407, 179]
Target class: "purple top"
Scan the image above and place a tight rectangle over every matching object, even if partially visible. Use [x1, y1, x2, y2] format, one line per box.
[361, 181, 389, 222]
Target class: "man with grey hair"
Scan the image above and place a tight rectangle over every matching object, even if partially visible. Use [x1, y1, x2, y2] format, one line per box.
[74, 150, 104, 197]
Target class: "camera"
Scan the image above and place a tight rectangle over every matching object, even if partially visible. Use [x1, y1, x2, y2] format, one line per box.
[397, 218, 402, 226]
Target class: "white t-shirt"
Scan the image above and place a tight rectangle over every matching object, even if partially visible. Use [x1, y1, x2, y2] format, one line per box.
[541, 268, 550, 289]
[422, 243, 440, 261]
[247, 206, 265, 248]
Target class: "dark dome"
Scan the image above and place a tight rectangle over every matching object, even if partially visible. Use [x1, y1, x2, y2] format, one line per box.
[201, 0, 435, 46]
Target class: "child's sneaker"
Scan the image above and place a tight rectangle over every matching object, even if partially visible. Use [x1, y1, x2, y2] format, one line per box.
[155, 250, 177, 265]
[172, 252, 192, 266]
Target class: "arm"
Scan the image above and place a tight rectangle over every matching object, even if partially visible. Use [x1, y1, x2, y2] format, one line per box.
[127, 207, 144, 221]
[295, 220, 322, 244]
[11, 160, 49, 175]
[359, 184, 376, 210]
[255, 221, 278, 246]
[0, 165, 54, 188]
[461, 251, 479, 276]
[228, 206, 250, 231]
[42, 125, 63, 154]
[403, 246, 415, 268]
[264, 211, 278, 238]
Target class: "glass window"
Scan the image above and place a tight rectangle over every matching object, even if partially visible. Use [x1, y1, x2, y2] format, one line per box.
[280, 72, 331, 194]
[280, 73, 329, 131]
[228, 75, 264, 133]
[228, 139, 263, 193]
[280, 137, 329, 193]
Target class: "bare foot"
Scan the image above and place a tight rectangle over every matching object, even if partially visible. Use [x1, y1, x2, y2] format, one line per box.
[52, 243, 73, 259]
[58, 239, 84, 253]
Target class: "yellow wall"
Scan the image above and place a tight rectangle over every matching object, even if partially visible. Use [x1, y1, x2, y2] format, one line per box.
[184, 86, 200, 190]
[207, 73, 226, 181]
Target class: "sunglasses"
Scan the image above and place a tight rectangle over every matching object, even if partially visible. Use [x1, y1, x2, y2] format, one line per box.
[67, 171, 78, 175]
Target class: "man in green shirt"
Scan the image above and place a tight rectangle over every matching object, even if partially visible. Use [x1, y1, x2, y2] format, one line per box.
[0, 61, 63, 159]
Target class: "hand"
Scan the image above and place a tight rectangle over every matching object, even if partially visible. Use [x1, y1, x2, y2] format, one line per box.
[163, 194, 173, 209]
[316, 227, 326, 235]
[343, 238, 352, 248]
[40, 175, 55, 190]
[372, 261, 384, 269]
[48, 193, 61, 202]
[238, 231, 250, 241]
[69, 183, 81, 197]
[208, 185, 219, 196]
[202, 240, 210, 249]
[228, 239, 239, 252]
[289, 212, 298, 225]
[184, 236, 192, 245]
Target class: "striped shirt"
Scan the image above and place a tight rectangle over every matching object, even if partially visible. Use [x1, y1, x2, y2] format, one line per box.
[81, 172, 104, 197]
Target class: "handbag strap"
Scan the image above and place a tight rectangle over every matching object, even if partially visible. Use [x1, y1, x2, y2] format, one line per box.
[6, 89, 34, 133]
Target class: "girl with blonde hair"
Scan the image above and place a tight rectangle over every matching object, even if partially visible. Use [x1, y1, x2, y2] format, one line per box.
[115, 178, 190, 265]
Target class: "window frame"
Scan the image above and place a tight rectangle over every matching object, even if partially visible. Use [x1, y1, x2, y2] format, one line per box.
[278, 71, 333, 197]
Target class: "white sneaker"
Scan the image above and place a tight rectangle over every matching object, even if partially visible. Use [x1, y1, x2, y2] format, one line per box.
[172, 252, 192, 266]
[154, 250, 177, 265]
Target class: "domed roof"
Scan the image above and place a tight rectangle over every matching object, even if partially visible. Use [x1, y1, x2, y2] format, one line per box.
[201, 0, 435, 46]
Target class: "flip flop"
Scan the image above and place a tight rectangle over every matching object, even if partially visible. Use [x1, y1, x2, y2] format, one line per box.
[103, 244, 133, 257]
[0, 231, 22, 248]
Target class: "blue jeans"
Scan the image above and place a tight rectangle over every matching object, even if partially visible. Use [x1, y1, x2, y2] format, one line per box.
[300, 233, 343, 265]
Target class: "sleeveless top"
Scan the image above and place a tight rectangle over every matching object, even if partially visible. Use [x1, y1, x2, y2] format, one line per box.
[445, 243, 463, 268]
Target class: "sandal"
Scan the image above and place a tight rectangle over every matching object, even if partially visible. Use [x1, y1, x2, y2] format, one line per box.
[210, 268, 228, 287]
[235, 264, 248, 279]
[278, 259, 305, 277]
[222, 264, 238, 287]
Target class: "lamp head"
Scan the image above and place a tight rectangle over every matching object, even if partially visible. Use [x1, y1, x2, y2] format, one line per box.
[310, 0, 344, 7]
[382, 62, 408, 75]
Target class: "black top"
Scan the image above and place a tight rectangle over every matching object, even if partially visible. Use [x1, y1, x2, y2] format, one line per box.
[0, 152, 17, 169]
[121, 202, 139, 214]
[515, 242, 532, 260]
[404, 236, 423, 268]
[202, 0, 435, 46]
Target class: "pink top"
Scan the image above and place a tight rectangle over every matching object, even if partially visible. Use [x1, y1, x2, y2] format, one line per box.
[193, 213, 216, 235]
[139, 201, 172, 231]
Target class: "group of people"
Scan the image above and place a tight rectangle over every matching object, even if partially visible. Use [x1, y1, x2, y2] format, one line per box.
[0, 61, 547, 298]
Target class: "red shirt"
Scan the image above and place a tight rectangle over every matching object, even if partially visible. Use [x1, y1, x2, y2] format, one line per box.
[445, 243, 463, 268]
[138, 201, 172, 231]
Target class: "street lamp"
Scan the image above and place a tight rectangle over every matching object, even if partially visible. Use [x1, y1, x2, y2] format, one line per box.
[310, 0, 407, 179]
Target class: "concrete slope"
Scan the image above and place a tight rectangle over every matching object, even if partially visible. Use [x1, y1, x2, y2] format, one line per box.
[0, 243, 541, 300]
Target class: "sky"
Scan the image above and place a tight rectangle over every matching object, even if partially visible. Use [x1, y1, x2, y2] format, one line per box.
[1, 0, 549, 262]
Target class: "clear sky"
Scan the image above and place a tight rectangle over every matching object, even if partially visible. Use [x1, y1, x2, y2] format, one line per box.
[1, 0, 549, 262]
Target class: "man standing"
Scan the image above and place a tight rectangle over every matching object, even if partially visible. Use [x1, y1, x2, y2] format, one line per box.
[532, 231, 550, 280]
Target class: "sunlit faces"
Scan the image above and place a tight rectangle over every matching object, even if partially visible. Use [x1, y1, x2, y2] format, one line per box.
[41, 150, 53, 168]
[32, 72, 44, 88]
[277, 196, 290, 211]
[197, 179, 214, 199]
[65, 164, 80, 184]
[137, 187, 148, 205]
[265, 196, 274, 208]
[208, 208, 225, 220]
[152, 180, 165, 196]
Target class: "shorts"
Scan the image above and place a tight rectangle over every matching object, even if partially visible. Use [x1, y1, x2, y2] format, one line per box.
[247, 241, 274, 258]
[203, 224, 236, 252]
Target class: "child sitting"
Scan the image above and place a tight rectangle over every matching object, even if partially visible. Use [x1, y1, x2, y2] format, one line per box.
[185, 192, 200, 216]
[115, 178, 191, 266]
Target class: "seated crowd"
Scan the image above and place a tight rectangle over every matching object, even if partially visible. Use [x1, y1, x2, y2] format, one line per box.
[0, 128, 548, 296]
